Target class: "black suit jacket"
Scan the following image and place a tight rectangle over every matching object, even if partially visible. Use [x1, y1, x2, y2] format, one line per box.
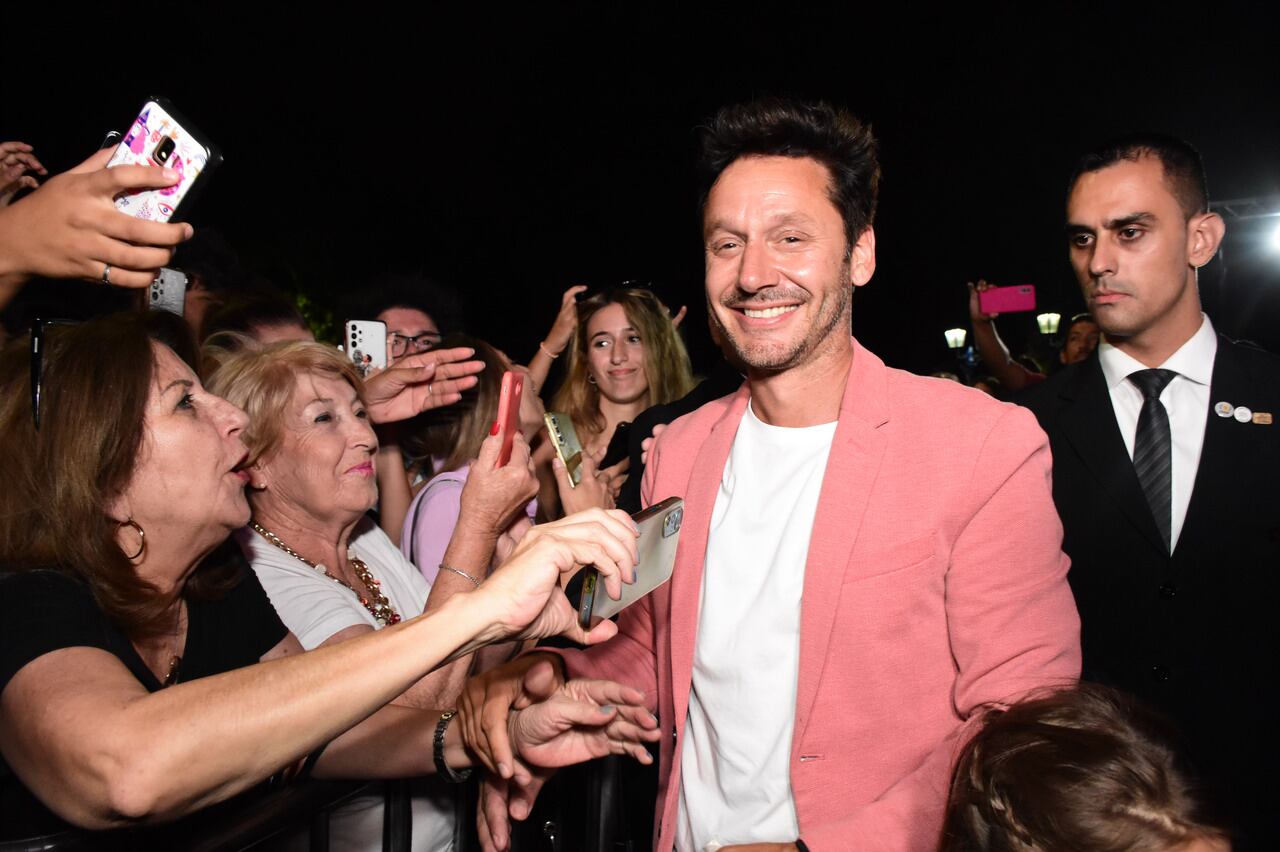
[1019, 336, 1280, 847]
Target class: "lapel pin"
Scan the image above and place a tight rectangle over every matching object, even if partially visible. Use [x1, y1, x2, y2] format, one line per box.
[1253, 412, 1273, 426]
[1214, 401, 1234, 418]
[1233, 406, 1253, 423]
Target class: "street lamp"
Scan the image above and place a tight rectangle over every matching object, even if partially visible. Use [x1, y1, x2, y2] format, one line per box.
[1036, 312, 1062, 335]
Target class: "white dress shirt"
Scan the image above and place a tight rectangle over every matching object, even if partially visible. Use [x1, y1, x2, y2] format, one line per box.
[1097, 314, 1217, 550]
[676, 402, 836, 852]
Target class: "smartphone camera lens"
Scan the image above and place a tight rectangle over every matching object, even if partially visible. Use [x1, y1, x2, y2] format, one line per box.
[153, 136, 176, 166]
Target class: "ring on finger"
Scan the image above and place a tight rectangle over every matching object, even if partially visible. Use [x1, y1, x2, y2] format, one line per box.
[101, 264, 111, 285]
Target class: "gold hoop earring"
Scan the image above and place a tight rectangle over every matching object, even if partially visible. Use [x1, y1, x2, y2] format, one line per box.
[118, 518, 146, 561]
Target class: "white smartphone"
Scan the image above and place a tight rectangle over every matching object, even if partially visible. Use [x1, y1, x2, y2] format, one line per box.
[344, 320, 388, 378]
[577, 496, 684, 627]
[148, 268, 188, 316]
[107, 98, 221, 223]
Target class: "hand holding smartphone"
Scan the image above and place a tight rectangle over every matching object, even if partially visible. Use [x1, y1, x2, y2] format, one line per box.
[345, 320, 388, 378]
[494, 371, 525, 467]
[578, 496, 684, 628]
[977, 284, 1037, 315]
[107, 97, 222, 223]
[545, 411, 585, 485]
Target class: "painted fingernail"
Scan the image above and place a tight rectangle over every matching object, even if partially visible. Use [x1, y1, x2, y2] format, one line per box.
[490, 420, 500, 436]
[599, 705, 615, 714]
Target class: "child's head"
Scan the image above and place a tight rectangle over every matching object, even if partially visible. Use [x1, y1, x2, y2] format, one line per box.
[941, 685, 1229, 852]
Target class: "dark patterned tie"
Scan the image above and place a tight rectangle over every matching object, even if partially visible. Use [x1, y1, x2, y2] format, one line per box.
[1128, 369, 1178, 552]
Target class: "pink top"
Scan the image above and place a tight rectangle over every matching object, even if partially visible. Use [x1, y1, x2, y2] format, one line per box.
[400, 462, 537, 583]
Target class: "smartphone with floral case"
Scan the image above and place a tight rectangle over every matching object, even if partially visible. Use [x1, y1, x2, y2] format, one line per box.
[107, 97, 222, 222]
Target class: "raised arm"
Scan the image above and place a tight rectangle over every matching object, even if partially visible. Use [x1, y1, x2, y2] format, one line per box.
[967, 280, 1044, 392]
[0, 149, 193, 309]
[527, 285, 587, 395]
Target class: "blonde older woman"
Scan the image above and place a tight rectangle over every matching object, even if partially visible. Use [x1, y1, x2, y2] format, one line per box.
[205, 339, 542, 849]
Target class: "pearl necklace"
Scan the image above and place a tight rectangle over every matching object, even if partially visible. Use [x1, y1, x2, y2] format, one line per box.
[250, 522, 402, 626]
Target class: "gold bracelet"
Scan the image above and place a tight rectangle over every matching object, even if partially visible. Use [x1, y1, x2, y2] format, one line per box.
[439, 563, 481, 588]
[539, 341, 561, 359]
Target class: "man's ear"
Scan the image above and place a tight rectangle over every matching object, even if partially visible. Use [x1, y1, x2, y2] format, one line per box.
[849, 226, 876, 287]
[1188, 211, 1225, 269]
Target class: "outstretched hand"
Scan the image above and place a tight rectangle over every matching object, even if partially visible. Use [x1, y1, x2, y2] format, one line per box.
[469, 508, 639, 649]
[362, 346, 484, 423]
[0, 141, 46, 207]
[508, 662, 658, 777]
[468, 661, 660, 851]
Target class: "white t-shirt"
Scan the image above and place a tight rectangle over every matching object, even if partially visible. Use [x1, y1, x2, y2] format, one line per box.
[238, 516, 431, 650]
[676, 402, 837, 852]
[238, 518, 453, 852]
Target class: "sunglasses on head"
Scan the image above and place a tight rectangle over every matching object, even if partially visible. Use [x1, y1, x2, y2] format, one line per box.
[30, 317, 81, 431]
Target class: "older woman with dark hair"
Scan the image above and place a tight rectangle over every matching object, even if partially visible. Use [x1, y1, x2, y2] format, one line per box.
[0, 311, 658, 837]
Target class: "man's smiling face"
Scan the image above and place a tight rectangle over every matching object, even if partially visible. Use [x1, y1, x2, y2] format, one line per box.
[702, 155, 873, 374]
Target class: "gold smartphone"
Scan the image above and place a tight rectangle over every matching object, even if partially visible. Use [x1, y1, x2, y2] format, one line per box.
[544, 411, 585, 486]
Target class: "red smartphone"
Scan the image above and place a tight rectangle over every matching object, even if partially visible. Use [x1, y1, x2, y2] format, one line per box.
[494, 371, 524, 467]
[978, 284, 1037, 315]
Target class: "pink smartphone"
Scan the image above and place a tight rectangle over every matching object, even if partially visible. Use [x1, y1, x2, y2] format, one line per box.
[978, 284, 1037, 315]
[494, 371, 524, 467]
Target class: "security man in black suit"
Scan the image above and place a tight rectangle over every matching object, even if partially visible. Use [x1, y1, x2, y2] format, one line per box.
[1019, 134, 1280, 848]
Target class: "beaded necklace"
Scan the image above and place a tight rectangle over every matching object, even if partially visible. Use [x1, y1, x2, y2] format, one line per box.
[250, 522, 402, 626]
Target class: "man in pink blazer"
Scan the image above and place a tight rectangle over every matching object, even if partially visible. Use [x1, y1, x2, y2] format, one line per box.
[465, 98, 1080, 852]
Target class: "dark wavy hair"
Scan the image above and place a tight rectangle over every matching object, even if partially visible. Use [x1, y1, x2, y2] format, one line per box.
[0, 311, 238, 638]
[697, 97, 881, 249]
[940, 685, 1228, 852]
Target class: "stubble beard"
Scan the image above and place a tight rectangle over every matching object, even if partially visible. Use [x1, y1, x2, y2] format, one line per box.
[711, 259, 853, 376]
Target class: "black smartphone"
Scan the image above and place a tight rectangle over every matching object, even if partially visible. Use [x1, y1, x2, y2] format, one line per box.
[600, 421, 632, 469]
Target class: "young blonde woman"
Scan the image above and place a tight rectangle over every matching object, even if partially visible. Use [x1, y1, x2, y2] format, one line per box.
[534, 287, 693, 516]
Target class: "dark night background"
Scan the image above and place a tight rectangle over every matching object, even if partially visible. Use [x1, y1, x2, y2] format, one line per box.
[4, 4, 1277, 376]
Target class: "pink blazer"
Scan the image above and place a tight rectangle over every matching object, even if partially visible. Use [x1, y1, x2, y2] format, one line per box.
[557, 340, 1081, 851]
